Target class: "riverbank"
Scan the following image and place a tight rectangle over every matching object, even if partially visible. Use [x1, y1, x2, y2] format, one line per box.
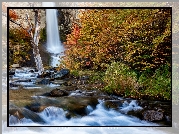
[8, 67, 171, 126]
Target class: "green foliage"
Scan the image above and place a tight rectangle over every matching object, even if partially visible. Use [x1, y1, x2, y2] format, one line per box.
[39, 27, 46, 42]
[138, 64, 171, 100]
[103, 62, 171, 100]
[103, 62, 139, 97]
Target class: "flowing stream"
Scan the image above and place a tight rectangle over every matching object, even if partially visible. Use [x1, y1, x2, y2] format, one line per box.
[8, 68, 167, 127]
[4, 68, 171, 134]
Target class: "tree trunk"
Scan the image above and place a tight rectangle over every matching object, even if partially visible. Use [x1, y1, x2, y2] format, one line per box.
[26, 9, 44, 75]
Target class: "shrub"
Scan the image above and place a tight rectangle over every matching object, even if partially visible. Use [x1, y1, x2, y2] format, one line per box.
[138, 64, 171, 100]
[103, 62, 139, 97]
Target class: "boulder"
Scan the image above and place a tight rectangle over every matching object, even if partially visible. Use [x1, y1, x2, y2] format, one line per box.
[104, 100, 124, 110]
[126, 100, 171, 124]
[142, 109, 164, 121]
[26, 103, 48, 113]
[11, 64, 20, 68]
[49, 89, 69, 97]
[35, 78, 50, 85]
[9, 108, 46, 124]
[54, 69, 70, 79]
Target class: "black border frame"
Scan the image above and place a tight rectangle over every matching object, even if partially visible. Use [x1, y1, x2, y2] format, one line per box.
[7, 6, 172, 127]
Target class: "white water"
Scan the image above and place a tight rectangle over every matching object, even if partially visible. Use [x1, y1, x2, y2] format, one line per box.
[8, 68, 164, 128]
[9, 101, 159, 127]
[42, 2, 64, 67]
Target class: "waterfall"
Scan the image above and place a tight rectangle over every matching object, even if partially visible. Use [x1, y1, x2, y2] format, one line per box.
[42, 2, 64, 67]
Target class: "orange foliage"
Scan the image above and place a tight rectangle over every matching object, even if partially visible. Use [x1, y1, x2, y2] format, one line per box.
[9, 9, 18, 20]
[64, 23, 81, 46]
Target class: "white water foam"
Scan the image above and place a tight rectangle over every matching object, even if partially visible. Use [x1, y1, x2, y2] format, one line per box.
[120, 100, 143, 114]
[9, 100, 158, 127]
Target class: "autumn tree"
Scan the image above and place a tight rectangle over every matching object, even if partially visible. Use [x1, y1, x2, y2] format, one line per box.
[62, 9, 171, 72]
[8, 8, 44, 74]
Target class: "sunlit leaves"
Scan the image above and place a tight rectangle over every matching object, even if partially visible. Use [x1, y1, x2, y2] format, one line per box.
[62, 8, 171, 72]
[9, 27, 31, 65]
[9, 9, 18, 20]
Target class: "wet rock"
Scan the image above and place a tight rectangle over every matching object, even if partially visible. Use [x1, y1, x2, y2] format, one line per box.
[142, 109, 164, 121]
[65, 112, 73, 119]
[35, 78, 50, 85]
[9, 83, 19, 87]
[26, 96, 99, 117]
[9, 108, 24, 119]
[104, 100, 124, 110]
[54, 69, 70, 79]
[49, 89, 69, 97]
[11, 64, 20, 68]
[9, 108, 46, 124]
[29, 69, 35, 73]
[51, 80, 68, 85]
[15, 79, 32, 82]
[9, 69, 15, 75]
[26, 103, 48, 112]
[37, 71, 52, 78]
[126, 100, 172, 124]
[22, 108, 46, 124]
[58, 86, 78, 91]
[127, 109, 143, 120]
[67, 104, 87, 116]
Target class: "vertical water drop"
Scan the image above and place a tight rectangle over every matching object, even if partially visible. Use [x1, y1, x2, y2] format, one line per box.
[42, 2, 64, 67]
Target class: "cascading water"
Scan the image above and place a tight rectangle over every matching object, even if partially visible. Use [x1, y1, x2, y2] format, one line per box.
[42, 2, 64, 67]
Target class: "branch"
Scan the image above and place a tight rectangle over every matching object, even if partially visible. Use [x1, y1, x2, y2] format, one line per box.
[9, 18, 26, 31]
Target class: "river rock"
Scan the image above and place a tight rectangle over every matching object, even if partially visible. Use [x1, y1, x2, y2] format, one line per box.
[26, 96, 98, 117]
[9, 69, 15, 75]
[9, 108, 46, 124]
[37, 71, 52, 78]
[35, 78, 50, 85]
[104, 100, 124, 110]
[49, 89, 69, 97]
[51, 80, 68, 85]
[9, 108, 24, 119]
[26, 102, 48, 112]
[142, 109, 164, 121]
[125, 100, 171, 124]
[11, 64, 20, 68]
[54, 69, 70, 79]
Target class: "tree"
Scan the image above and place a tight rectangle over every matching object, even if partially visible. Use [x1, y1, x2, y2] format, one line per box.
[8, 8, 44, 74]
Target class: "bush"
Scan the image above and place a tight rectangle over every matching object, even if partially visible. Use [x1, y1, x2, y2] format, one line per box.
[138, 64, 171, 100]
[103, 62, 139, 97]
[103, 62, 171, 100]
